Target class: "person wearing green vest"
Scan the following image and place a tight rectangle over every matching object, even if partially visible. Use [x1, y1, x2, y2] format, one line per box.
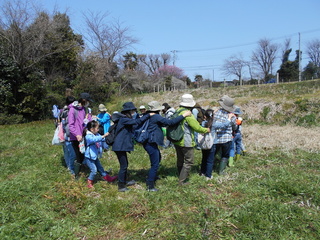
[173, 94, 210, 185]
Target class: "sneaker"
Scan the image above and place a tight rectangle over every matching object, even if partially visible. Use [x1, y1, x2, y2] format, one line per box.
[126, 180, 136, 186]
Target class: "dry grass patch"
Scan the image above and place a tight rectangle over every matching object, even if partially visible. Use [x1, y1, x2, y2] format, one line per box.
[243, 124, 320, 153]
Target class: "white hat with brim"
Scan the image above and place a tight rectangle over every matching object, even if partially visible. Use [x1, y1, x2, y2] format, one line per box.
[218, 95, 235, 112]
[148, 101, 165, 112]
[139, 105, 146, 110]
[98, 104, 107, 112]
[180, 94, 196, 108]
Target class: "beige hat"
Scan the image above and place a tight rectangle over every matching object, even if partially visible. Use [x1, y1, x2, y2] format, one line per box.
[180, 94, 196, 108]
[218, 95, 235, 112]
[98, 104, 107, 112]
[148, 101, 165, 112]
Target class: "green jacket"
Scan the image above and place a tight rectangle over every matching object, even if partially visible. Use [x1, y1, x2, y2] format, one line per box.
[173, 107, 208, 147]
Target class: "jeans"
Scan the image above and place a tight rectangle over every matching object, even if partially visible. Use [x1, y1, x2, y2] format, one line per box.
[83, 157, 107, 180]
[174, 145, 194, 184]
[200, 148, 214, 177]
[229, 133, 242, 157]
[63, 140, 76, 174]
[143, 142, 161, 182]
[115, 151, 129, 183]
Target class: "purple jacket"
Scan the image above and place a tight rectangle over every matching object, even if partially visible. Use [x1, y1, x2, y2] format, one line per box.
[68, 102, 92, 141]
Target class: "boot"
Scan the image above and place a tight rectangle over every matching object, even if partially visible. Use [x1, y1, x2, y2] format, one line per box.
[87, 179, 94, 188]
[218, 158, 229, 175]
[146, 181, 158, 192]
[235, 154, 241, 162]
[118, 182, 129, 192]
[228, 156, 235, 167]
[74, 161, 82, 179]
[102, 174, 118, 182]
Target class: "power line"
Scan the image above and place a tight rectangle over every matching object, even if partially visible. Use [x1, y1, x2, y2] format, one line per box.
[174, 28, 320, 53]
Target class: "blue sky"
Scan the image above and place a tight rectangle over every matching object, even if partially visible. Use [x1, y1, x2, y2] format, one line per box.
[41, 0, 320, 81]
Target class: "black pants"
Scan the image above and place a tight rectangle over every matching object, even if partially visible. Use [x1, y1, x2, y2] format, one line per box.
[71, 140, 84, 164]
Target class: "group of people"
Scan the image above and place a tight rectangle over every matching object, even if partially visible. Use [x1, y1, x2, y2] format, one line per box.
[55, 92, 245, 192]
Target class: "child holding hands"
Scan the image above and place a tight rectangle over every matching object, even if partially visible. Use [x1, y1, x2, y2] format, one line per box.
[83, 120, 117, 188]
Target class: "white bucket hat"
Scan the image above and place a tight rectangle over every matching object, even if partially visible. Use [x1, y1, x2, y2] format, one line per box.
[180, 94, 196, 108]
[148, 101, 165, 112]
[98, 104, 107, 112]
[139, 105, 146, 110]
[218, 95, 235, 112]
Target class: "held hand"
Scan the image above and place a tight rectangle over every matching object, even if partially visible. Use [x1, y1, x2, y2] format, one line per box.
[206, 128, 211, 133]
[149, 113, 155, 116]
[102, 132, 109, 138]
[76, 135, 83, 142]
[228, 113, 235, 120]
[182, 110, 192, 117]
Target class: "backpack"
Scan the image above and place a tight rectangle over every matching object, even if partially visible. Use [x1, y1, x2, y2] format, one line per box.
[166, 109, 185, 142]
[105, 122, 118, 146]
[133, 119, 149, 143]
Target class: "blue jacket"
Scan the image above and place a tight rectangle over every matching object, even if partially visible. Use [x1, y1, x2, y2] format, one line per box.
[146, 113, 185, 145]
[111, 112, 150, 152]
[97, 112, 111, 134]
[84, 131, 103, 160]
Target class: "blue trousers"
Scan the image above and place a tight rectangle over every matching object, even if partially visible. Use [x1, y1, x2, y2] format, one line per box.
[63, 140, 76, 174]
[143, 142, 161, 182]
[229, 133, 242, 157]
[83, 157, 107, 180]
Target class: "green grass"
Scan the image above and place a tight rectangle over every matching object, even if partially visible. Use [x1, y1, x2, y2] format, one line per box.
[0, 121, 319, 239]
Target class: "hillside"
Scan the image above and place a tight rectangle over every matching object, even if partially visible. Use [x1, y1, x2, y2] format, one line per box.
[0, 80, 319, 239]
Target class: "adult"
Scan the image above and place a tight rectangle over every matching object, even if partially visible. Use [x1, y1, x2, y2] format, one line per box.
[111, 102, 154, 192]
[172, 94, 210, 185]
[211, 95, 236, 175]
[143, 101, 191, 191]
[60, 96, 76, 175]
[68, 92, 93, 177]
[138, 105, 147, 118]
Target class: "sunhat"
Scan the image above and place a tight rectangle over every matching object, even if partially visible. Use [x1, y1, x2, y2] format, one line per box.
[148, 101, 165, 112]
[180, 94, 196, 108]
[218, 95, 235, 112]
[139, 105, 146, 110]
[121, 102, 137, 113]
[233, 106, 243, 115]
[98, 104, 107, 112]
[79, 92, 94, 102]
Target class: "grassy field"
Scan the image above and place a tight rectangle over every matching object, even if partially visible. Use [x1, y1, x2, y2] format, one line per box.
[1, 80, 320, 239]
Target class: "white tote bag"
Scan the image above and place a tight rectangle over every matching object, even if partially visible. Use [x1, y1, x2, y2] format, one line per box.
[198, 132, 214, 150]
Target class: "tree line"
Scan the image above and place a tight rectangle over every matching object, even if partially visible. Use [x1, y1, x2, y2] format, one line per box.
[0, 0, 319, 124]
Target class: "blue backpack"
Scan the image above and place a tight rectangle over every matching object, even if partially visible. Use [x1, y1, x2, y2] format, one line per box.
[134, 119, 150, 144]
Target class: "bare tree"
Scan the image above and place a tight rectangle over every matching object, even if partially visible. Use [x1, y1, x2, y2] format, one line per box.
[83, 11, 138, 64]
[138, 53, 171, 75]
[221, 54, 247, 85]
[306, 39, 320, 67]
[251, 38, 279, 82]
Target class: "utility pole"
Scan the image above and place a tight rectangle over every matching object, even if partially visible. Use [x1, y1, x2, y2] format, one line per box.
[171, 50, 176, 66]
[298, 32, 302, 82]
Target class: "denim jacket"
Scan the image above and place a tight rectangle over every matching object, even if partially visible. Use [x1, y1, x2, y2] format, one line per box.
[84, 131, 103, 160]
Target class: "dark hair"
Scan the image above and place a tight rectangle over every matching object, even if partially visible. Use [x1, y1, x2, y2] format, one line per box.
[66, 96, 76, 105]
[162, 103, 171, 111]
[83, 120, 99, 137]
[204, 109, 214, 129]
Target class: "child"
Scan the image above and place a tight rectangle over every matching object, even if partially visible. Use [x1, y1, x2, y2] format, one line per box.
[97, 104, 111, 150]
[229, 107, 244, 166]
[83, 120, 117, 188]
